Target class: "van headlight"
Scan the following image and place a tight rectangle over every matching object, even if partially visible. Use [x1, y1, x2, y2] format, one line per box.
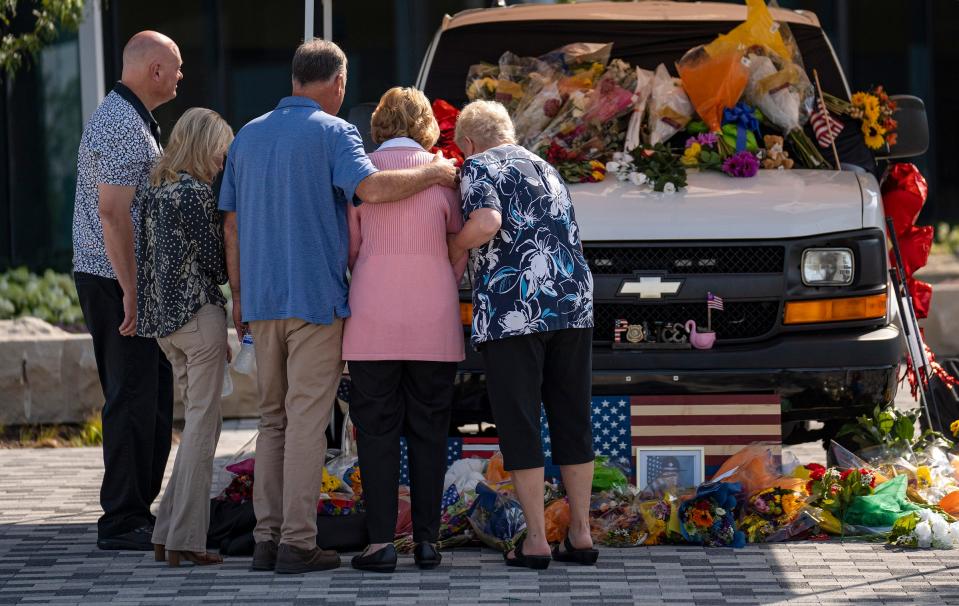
[802, 248, 854, 286]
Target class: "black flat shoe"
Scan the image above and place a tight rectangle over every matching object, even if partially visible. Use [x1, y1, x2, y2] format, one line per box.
[97, 525, 154, 551]
[504, 536, 550, 570]
[551, 535, 599, 565]
[351, 544, 397, 573]
[413, 542, 442, 570]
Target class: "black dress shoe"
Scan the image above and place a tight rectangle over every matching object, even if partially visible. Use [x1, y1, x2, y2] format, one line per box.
[97, 525, 154, 551]
[413, 542, 442, 570]
[350, 544, 397, 573]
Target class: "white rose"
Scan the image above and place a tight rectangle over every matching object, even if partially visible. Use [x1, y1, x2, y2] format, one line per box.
[606, 161, 622, 173]
[628, 172, 647, 186]
[915, 521, 933, 548]
[949, 521, 959, 543]
[612, 151, 624, 161]
[622, 153, 634, 164]
[931, 514, 952, 545]
[663, 182, 677, 194]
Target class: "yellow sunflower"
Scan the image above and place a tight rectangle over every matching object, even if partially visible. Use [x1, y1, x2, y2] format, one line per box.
[862, 121, 886, 150]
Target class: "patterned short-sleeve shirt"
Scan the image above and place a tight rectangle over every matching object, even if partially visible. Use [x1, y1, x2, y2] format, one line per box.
[460, 144, 593, 348]
[72, 83, 161, 278]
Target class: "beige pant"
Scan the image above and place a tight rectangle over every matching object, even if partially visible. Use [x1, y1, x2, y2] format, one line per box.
[152, 304, 227, 552]
[250, 317, 344, 550]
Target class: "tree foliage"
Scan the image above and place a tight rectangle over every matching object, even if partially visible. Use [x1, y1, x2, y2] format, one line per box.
[0, 0, 85, 76]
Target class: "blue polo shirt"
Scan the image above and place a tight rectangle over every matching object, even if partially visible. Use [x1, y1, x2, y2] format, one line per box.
[219, 96, 378, 324]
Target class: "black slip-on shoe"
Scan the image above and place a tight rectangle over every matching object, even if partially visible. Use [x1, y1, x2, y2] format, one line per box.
[97, 525, 154, 551]
[413, 542, 442, 570]
[351, 544, 397, 573]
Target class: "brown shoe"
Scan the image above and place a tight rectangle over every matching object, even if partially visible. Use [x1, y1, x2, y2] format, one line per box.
[250, 540, 278, 572]
[274, 543, 340, 574]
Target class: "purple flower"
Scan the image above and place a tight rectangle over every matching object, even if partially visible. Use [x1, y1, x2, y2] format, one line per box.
[722, 151, 760, 178]
[685, 136, 698, 149]
[697, 132, 719, 148]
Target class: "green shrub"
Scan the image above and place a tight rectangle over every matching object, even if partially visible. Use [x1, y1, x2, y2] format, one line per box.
[0, 267, 84, 326]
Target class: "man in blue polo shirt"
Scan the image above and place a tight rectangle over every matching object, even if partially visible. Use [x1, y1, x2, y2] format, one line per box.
[219, 39, 456, 575]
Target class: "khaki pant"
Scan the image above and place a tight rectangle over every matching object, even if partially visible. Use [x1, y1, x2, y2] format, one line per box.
[152, 304, 227, 552]
[250, 317, 344, 550]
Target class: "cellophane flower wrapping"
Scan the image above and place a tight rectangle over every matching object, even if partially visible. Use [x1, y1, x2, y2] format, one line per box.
[678, 481, 746, 547]
[676, 45, 749, 135]
[467, 482, 526, 553]
[743, 47, 812, 134]
[645, 64, 694, 146]
[624, 66, 654, 152]
[590, 491, 652, 547]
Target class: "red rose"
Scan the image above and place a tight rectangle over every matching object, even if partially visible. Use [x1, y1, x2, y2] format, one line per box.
[839, 469, 853, 482]
[806, 463, 826, 481]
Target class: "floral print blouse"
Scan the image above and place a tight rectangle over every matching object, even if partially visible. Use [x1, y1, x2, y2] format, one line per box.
[136, 172, 227, 338]
[460, 144, 593, 348]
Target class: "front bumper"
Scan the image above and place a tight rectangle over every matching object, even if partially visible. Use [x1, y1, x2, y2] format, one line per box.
[452, 323, 902, 424]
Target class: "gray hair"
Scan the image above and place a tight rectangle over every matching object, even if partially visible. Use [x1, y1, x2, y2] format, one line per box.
[454, 100, 516, 150]
[293, 39, 347, 85]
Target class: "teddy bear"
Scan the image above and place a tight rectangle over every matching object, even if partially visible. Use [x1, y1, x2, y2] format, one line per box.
[761, 134, 795, 170]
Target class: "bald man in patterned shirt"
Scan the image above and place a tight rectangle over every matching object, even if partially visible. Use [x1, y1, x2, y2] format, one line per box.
[72, 31, 183, 551]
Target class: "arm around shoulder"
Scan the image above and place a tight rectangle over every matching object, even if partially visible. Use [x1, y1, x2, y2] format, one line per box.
[355, 153, 458, 204]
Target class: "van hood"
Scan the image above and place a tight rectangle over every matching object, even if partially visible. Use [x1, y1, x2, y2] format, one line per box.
[570, 169, 865, 242]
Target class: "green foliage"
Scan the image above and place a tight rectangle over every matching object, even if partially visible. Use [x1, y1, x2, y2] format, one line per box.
[635, 144, 688, 192]
[932, 222, 959, 256]
[0, 266, 84, 326]
[0, 0, 85, 76]
[836, 404, 918, 452]
[77, 413, 102, 446]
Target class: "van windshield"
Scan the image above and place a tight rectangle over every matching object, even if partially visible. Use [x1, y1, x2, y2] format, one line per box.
[422, 17, 873, 171]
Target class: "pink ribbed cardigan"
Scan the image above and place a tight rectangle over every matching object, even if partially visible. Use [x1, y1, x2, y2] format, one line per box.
[342, 145, 466, 361]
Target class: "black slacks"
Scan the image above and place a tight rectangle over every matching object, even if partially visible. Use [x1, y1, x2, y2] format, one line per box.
[74, 272, 174, 539]
[348, 360, 456, 544]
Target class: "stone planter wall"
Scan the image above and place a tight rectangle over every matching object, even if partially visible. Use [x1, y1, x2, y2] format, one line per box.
[0, 318, 259, 425]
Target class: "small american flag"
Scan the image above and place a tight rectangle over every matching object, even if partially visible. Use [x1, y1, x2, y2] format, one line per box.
[707, 292, 724, 311]
[440, 484, 459, 509]
[810, 97, 843, 149]
[449, 437, 500, 460]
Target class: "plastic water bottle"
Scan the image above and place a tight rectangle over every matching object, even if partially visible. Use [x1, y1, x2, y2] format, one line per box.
[232, 332, 255, 375]
[221, 362, 234, 398]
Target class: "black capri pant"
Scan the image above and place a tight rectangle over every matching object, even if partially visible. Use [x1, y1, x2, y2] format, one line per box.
[480, 327, 594, 471]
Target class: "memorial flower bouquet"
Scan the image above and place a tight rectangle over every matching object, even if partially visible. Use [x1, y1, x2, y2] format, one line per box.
[678, 481, 746, 547]
[888, 508, 959, 549]
[805, 464, 877, 522]
[823, 85, 898, 150]
[743, 46, 826, 168]
[607, 145, 687, 193]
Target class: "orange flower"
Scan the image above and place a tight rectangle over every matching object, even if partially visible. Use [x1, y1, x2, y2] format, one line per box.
[691, 508, 713, 528]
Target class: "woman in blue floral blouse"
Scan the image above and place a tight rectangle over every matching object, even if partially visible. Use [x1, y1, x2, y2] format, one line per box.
[448, 100, 597, 570]
[136, 107, 234, 567]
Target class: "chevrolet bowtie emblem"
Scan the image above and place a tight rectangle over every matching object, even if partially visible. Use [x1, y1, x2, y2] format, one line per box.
[618, 276, 684, 299]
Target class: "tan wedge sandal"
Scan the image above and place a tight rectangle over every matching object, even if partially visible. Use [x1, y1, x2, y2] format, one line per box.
[167, 550, 223, 567]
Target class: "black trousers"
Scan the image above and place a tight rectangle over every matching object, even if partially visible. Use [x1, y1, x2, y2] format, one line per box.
[481, 328, 594, 471]
[74, 272, 174, 539]
[348, 360, 456, 544]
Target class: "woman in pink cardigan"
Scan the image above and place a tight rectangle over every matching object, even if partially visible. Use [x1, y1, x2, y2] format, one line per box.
[343, 87, 466, 573]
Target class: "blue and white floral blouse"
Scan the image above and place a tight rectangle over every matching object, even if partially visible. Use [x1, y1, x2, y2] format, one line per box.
[460, 144, 593, 348]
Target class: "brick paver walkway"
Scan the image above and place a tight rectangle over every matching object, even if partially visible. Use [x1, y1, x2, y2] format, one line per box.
[2, 421, 958, 604]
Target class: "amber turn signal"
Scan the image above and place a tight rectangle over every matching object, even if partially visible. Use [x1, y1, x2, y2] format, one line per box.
[460, 302, 473, 326]
[784, 293, 887, 324]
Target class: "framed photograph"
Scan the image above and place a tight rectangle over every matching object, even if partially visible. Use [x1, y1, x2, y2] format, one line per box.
[636, 447, 705, 492]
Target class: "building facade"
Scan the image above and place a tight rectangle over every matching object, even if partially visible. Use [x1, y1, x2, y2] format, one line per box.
[1, 0, 955, 271]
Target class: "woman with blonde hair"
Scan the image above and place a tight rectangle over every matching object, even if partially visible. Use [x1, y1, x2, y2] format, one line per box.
[343, 87, 466, 572]
[136, 107, 234, 567]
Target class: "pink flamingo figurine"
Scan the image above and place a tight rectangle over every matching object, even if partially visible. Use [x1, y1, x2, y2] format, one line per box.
[685, 320, 716, 350]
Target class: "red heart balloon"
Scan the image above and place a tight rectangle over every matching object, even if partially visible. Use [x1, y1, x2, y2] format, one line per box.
[881, 163, 928, 236]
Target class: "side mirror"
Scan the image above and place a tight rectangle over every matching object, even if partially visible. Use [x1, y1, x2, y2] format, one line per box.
[876, 95, 928, 160]
[346, 102, 378, 153]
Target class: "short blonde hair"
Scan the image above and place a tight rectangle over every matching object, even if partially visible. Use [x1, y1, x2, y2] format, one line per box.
[454, 100, 516, 151]
[370, 87, 440, 149]
[151, 107, 234, 186]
